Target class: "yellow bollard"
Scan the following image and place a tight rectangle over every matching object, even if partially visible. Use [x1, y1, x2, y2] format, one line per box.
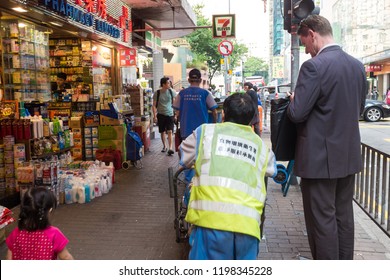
[258, 105, 263, 135]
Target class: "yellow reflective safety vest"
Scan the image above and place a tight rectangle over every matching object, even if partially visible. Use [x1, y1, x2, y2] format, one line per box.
[185, 122, 271, 240]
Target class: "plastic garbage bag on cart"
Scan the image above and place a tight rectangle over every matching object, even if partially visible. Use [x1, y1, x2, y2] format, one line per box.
[270, 97, 297, 161]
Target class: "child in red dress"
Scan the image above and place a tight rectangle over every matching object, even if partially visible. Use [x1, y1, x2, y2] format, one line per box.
[6, 187, 73, 260]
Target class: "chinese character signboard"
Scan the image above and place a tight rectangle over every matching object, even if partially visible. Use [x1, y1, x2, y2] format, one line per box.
[365, 65, 382, 72]
[36, 0, 132, 46]
[212, 14, 236, 38]
[272, 56, 284, 79]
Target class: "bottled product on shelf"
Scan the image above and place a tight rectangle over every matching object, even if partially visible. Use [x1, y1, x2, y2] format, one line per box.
[0, 18, 50, 101]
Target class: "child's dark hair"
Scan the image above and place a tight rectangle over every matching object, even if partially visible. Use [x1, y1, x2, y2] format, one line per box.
[223, 93, 255, 125]
[18, 187, 57, 231]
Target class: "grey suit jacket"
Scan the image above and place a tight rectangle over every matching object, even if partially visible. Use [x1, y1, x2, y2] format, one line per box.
[287, 45, 367, 179]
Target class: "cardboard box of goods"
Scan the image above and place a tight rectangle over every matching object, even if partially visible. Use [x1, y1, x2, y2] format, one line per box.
[98, 125, 126, 141]
[84, 111, 100, 127]
[71, 147, 83, 160]
[73, 138, 83, 148]
[84, 127, 92, 137]
[132, 106, 144, 116]
[141, 120, 151, 133]
[70, 117, 83, 129]
[72, 128, 82, 138]
[99, 115, 123, 126]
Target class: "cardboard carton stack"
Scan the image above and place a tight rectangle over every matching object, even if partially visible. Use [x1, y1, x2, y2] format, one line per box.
[134, 115, 150, 152]
[98, 125, 127, 162]
[128, 85, 144, 116]
[70, 117, 83, 160]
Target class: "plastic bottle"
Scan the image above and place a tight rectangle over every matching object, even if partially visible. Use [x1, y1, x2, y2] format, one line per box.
[94, 179, 102, 197]
[102, 175, 108, 194]
[37, 115, 44, 138]
[17, 120, 23, 141]
[5, 119, 12, 136]
[86, 179, 95, 200]
[12, 119, 19, 140]
[83, 181, 91, 203]
[58, 132, 65, 150]
[43, 119, 50, 137]
[106, 171, 112, 191]
[65, 187, 73, 204]
[23, 119, 31, 140]
[31, 115, 38, 138]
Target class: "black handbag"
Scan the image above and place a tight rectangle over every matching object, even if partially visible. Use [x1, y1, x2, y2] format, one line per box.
[270, 97, 297, 161]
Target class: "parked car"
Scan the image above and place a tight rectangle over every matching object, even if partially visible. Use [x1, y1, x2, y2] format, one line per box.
[362, 99, 390, 122]
[260, 84, 291, 103]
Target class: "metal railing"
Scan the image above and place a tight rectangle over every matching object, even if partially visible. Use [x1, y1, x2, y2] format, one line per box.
[355, 143, 390, 237]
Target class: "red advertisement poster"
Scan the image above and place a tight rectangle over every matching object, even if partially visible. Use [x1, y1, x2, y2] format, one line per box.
[120, 48, 137, 66]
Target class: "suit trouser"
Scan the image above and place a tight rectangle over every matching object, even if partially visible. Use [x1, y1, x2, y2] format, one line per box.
[300, 175, 355, 260]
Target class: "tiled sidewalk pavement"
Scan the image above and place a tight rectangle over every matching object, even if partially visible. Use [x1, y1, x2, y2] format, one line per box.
[0, 126, 389, 260]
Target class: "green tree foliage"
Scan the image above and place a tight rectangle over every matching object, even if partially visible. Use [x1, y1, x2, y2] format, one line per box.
[243, 57, 269, 82]
[185, 4, 248, 84]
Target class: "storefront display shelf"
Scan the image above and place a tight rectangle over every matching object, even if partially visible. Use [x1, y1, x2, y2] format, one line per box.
[30, 146, 73, 160]
[122, 110, 134, 115]
[0, 18, 50, 100]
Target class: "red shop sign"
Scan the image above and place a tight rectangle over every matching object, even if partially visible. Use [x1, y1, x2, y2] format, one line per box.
[365, 65, 382, 72]
[120, 48, 137, 66]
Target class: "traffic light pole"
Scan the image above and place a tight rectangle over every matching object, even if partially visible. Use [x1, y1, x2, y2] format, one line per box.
[291, 25, 300, 91]
[289, 24, 300, 187]
[224, 55, 229, 94]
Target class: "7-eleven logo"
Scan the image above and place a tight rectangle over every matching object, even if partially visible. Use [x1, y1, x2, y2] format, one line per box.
[217, 18, 231, 37]
[213, 15, 235, 38]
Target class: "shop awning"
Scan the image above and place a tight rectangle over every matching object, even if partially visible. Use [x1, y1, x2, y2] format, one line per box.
[127, 0, 197, 40]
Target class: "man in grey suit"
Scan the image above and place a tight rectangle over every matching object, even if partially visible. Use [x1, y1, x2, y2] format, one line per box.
[287, 15, 367, 260]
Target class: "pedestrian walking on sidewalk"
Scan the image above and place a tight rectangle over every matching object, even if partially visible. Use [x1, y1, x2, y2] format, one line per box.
[5, 187, 74, 260]
[173, 68, 218, 141]
[371, 86, 378, 100]
[287, 15, 367, 260]
[153, 77, 177, 155]
[173, 69, 218, 182]
[244, 82, 261, 137]
[180, 93, 276, 260]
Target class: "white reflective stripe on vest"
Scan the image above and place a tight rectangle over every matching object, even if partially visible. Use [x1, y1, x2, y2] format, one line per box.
[190, 200, 261, 223]
[257, 138, 269, 180]
[200, 125, 214, 174]
[193, 175, 266, 203]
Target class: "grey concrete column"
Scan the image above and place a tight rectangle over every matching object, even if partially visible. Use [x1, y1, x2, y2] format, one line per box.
[152, 52, 164, 92]
[382, 74, 389, 100]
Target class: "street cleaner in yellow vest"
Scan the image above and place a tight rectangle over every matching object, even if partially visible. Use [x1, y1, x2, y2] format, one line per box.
[179, 93, 277, 260]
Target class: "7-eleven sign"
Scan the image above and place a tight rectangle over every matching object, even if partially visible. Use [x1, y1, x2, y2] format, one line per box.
[212, 14, 236, 38]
